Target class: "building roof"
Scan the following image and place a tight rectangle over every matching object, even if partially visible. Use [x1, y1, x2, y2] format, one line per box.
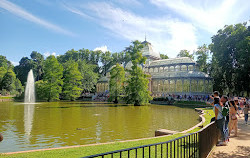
[149, 57, 195, 67]
[141, 40, 161, 60]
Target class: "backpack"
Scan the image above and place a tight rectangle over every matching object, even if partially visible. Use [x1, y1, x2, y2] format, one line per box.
[222, 107, 229, 117]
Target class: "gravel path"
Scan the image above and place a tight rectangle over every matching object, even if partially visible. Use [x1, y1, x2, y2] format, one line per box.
[209, 114, 250, 158]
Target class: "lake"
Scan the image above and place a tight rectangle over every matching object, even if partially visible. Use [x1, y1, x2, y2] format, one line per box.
[0, 102, 199, 153]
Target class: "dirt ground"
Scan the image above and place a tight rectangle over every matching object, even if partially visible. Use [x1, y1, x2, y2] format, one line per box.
[209, 114, 250, 158]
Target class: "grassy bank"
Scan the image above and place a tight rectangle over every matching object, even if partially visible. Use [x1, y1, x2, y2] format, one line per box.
[0, 96, 13, 100]
[0, 107, 214, 158]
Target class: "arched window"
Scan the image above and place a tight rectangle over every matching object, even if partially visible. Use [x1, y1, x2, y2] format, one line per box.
[169, 80, 175, 92]
[159, 80, 164, 92]
[164, 80, 169, 92]
[198, 80, 204, 92]
[105, 83, 109, 91]
[154, 67, 159, 73]
[191, 80, 197, 92]
[159, 67, 164, 72]
[181, 65, 187, 71]
[208, 80, 213, 93]
[176, 79, 182, 92]
[149, 68, 153, 73]
[175, 65, 180, 71]
[153, 80, 158, 92]
[164, 66, 169, 72]
[183, 79, 189, 92]
[204, 80, 209, 93]
[188, 65, 194, 71]
[170, 66, 174, 72]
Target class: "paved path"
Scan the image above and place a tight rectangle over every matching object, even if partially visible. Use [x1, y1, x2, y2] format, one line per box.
[209, 114, 250, 158]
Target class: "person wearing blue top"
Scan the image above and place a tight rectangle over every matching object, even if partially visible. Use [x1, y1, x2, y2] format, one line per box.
[208, 91, 227, 146]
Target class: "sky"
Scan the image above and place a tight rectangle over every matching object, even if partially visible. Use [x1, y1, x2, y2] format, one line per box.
[0, 0, 249, 66]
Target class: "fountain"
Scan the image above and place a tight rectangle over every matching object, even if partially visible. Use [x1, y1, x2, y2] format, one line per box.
[24, 69, 35, 103]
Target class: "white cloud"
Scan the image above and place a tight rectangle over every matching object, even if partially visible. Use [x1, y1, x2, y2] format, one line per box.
[44, 52, 58, 57]
[94, 45, 109, 52]
[0, 0, 75, 36]
[11, 61, 19, 66]
[71, 2, 197, 57]
[61, 3, 93, 20]
[150, 0, 250, 34]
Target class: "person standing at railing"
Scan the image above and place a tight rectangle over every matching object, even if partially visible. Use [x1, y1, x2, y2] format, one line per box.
[207, 91, 227, 146]
[229, 99, 240, 137]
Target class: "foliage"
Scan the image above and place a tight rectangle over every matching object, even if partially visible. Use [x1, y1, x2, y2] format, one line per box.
[210, 22, 250, 95]
[62, 60, 83, 101]
[124, 40, 152, 106]
[42, 55, 63, 101]
[0, 69, 22, 95]
[0, 55, 14, 70]
[194, 44, 210, 73]
[101, 51, 113, 75]
[78, 60, 99, 93]
[35, 80, 48, 101]
[15, 52, 44, 85]
[30, 51, 44, 81]
[109, 63, 125, 103]
[177, 50, 194, 59]
[160, 54, 169, 59]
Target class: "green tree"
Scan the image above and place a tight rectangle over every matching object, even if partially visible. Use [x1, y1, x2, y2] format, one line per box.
[109, 63, 125, 103]
[30, 51, 44, 81]
[0, 55, 14, 70]
[62, 60, 83, 100]
[101, 51, 113, 75]
[78, 60, 99, 93]
[14, 57, 33, 85]
[35, 80, 48, 101]
[1, 69, 16, 94]
[0, 67, 7, 84]
[124, 40, 152, 106]
[195, 44, 210, 73]
[210, 22, 250, 95]
[160, 54, 169, 59]
[42, 55, 63, 101]
[177, 50, 194, 59]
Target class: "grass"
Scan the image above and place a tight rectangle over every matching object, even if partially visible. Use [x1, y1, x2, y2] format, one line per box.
[0, 107, 214, 158]
[0, 96, 13, 99]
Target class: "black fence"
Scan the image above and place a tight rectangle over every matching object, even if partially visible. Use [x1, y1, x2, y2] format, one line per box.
[82, 122, 218, 158]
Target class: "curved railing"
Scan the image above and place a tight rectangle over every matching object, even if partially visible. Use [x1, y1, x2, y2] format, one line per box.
[82, 121, 218, 158]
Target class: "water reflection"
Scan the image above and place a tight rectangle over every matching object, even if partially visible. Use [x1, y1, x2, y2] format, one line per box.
[24, 104, 35, 141]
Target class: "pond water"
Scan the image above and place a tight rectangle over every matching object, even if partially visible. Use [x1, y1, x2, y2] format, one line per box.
[0, 102, 199, 153]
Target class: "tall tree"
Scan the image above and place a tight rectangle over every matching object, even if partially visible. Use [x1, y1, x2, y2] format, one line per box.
[1, 69, 16, 94]
[78, 60, 99, 93]
[195, 44, 210, 73]
[101, 51, 113, 75]
[109, 63, 125, 103]
[177, 50, 194, 59]
[30, 51, 44, 81]
[42, 55, 63, 101]
[124, 40, 152, 106]
[15, 57, 33, 85]
[0, 55, 14, 70]
[210, 22, 250, 95]
[62, 60, 83, 100]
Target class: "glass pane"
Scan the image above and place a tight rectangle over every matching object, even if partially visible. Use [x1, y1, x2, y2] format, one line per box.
[176, 80, 182, 92]
[183, 79, 189, 92]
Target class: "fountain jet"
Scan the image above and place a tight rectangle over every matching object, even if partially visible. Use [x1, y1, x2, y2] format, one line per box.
[24, 69, 35, 103]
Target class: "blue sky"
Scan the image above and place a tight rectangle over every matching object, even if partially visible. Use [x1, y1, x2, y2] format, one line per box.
[0, 0, 249, 65]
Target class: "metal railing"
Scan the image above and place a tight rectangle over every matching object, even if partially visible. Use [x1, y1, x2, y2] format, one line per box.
[82, 122, 218, 158]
